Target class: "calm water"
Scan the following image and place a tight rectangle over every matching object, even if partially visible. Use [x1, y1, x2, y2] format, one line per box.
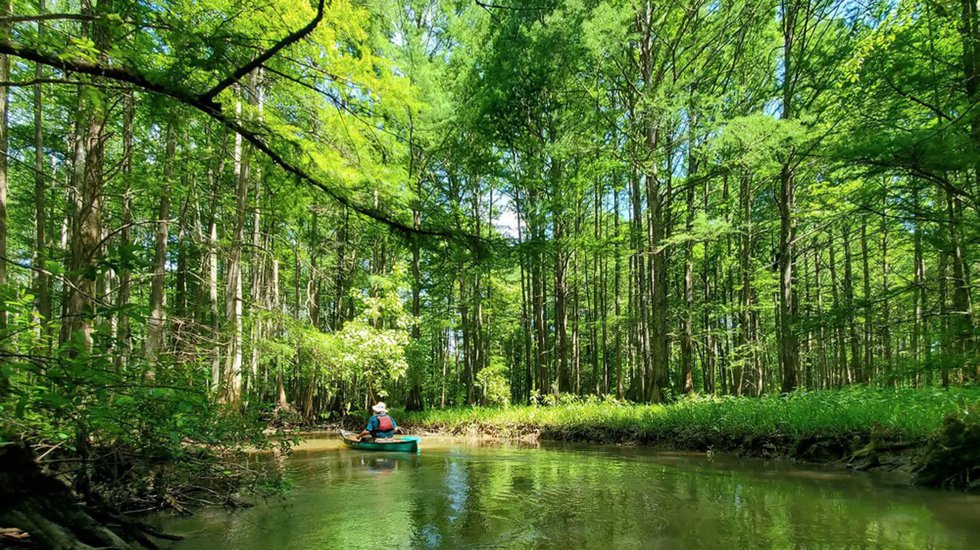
[154, 435, 980, 549]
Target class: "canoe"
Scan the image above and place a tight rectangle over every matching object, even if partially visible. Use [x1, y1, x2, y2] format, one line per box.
[340, 430, 420, 454]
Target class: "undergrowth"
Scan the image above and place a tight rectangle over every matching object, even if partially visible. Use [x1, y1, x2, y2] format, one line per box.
[401, 387, 980, 441]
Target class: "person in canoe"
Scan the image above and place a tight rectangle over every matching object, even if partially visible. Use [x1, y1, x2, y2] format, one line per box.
[357, 402, 404, 441]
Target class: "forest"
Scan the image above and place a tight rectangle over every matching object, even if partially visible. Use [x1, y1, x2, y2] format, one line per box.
[0, 0, 977, 542]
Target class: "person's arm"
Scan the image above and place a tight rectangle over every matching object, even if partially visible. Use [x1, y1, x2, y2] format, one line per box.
[358, 416, 377, 439]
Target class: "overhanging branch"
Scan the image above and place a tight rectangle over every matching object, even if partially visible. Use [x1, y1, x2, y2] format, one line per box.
[200, 0, 327, 103]
[0, 36, 488, 252]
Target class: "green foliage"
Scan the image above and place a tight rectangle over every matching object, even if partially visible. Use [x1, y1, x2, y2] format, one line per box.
[476, 357, 510, 406]
[257, 269, 412, 402]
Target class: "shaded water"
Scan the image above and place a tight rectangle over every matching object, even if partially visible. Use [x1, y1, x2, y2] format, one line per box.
[154, 435, 979, 549]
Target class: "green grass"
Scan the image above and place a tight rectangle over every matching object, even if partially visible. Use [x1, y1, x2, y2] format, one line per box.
[401, 387, 980, 442]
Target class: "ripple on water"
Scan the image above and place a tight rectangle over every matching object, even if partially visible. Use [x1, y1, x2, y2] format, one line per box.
[153, 439, 980, 549]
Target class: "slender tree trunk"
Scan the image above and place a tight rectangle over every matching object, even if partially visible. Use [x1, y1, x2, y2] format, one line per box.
[960, 0, 980, 192]
[0, 0, 9, 354]
[946, 189, 974, 379]
[803, 247, 813, 388]
[593, 181, 604, 394]
[246, 76, 265, 399]
[516, 194, 533, 400]
[62, 0, 111, 352]
[205, 131, 225, 391]
[815, 243, 828, 388]
[145, 121, 176, 370]
[221, 85, 250, 405]
[912, 186, 926, 386]
[460, 276, 473, 403]
[32, 0, 51, 349]
[680, 129, 697, 395]
[614, 188, 624, 399]
[778, 0, 800, 393]
[407, 178, 424, 410]
[628, 163, 650, 400]
[880, 209, 892, 379]
[554, 223, 568, 395]
[842, 223, 862, 383]
[860, 220, 873, 380]
[939, 236, 950, 387]
[646, 125, 669, 403]
[113, 92, 135, 371]
[0, 0, 8, 396]
[531, 196, 548, 395]
[573, 254, 581, 395]
[737, 172, 753, 396]
[828, 232, 848, 385]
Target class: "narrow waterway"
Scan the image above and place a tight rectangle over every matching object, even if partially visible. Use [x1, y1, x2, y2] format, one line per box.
[153, 434, 979, 549]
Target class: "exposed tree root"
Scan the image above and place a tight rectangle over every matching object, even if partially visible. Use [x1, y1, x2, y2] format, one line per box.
[0, 442, 183, 549]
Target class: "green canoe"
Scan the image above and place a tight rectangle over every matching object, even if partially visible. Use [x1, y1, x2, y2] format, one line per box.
[340, 430, 420, 454]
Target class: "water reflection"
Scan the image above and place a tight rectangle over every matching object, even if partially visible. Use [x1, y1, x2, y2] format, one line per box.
[155, 438, 980, 549]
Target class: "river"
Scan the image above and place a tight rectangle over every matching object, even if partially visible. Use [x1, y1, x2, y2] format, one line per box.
[153, 434, 980, 548]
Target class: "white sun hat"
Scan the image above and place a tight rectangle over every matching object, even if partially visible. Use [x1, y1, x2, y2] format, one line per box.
[371, 402, 388, 413]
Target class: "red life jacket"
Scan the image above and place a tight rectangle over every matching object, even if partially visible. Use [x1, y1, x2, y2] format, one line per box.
[376, 415, 394, 432]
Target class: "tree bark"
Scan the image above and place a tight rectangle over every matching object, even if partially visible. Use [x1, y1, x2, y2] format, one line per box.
[62, 0, 111, 352]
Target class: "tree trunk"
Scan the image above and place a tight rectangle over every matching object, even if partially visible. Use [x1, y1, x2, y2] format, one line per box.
[204, 130, 225, 391]
[614, 187, 624, 399]
[737, 172, 753, 396]
[680, 127, 696, 395]
[778, 0, 800, 393]
[32, 0, 52, 350]
[880, 209, 892, 379]
[62, 0, 111, 352]
[946, 190, 974, 379]
[912, 185, 926, 386]
[842, 223, 862, 383]
[860, 220, 873, 380]
[221, 86, 250, 405]
[646, 123, 669, 403]
[113, 92, 135, 371]
[554, 222, 568, 395]
[828, 232, 848, 385]
[145, 121, 176, 370]
[0, 0, 9, 358]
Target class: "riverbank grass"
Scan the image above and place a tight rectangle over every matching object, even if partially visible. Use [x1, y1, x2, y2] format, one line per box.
[401, 387, 979, 442]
